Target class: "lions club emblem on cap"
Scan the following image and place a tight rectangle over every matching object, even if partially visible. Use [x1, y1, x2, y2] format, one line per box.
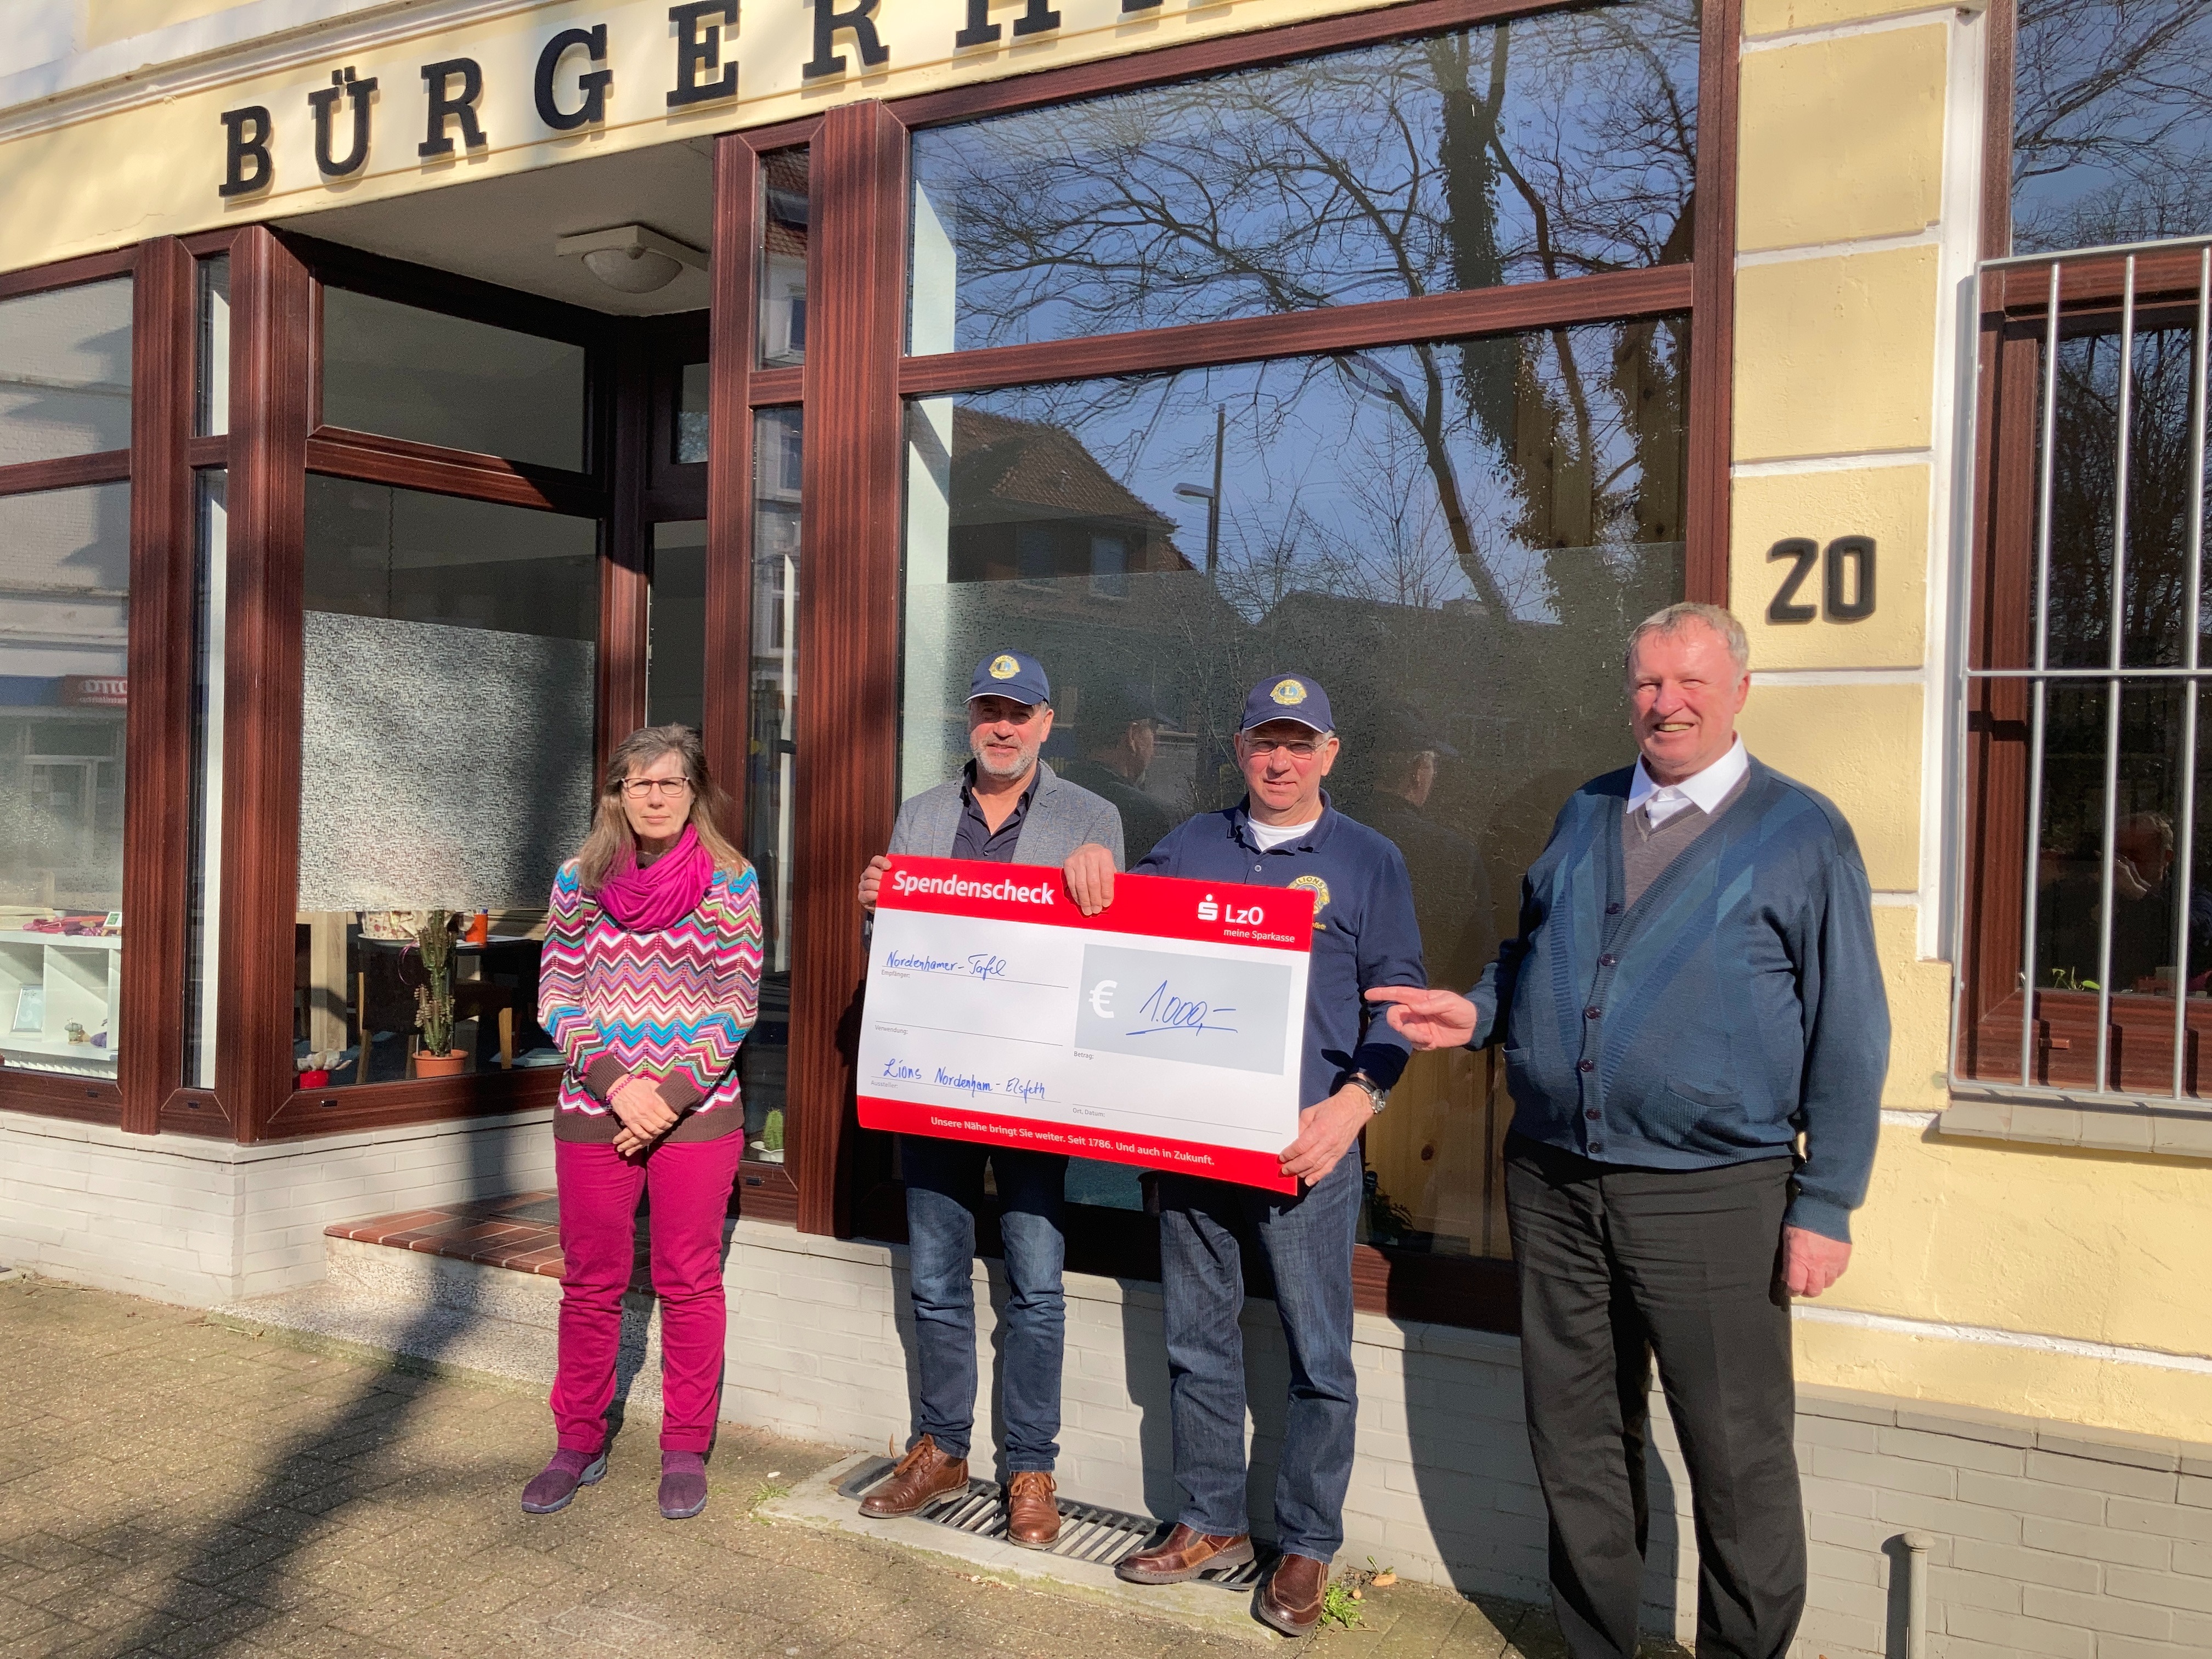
[1271, 678, 1308, 706]
[989, 654, 1020, 680]
[1289, 873, 1331, 928]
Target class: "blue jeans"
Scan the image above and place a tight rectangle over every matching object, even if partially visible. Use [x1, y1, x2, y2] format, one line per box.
[902, 1138, 1068, 1471]
[1158, 1150, 1361, 1561]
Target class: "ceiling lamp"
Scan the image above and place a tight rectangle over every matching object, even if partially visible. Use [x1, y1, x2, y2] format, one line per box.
[555, 224, 707, 295]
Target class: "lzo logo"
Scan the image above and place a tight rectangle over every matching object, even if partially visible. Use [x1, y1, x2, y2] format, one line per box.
[1197, 893, 1220, 921]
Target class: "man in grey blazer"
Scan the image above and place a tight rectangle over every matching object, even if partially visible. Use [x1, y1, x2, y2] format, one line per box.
[854, 650, 1122, 1549]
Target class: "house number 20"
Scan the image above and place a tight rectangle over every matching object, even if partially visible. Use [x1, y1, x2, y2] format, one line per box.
[1767, 537, 1875, 624]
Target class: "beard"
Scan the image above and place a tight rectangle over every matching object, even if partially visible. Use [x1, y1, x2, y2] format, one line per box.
[972, 735, 1039, 779]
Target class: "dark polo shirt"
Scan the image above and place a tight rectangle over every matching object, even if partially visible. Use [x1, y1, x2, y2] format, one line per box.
[950, 762, 1038, 864]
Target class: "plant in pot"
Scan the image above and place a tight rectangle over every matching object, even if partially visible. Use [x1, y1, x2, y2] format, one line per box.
[412, 909, 466, 1078]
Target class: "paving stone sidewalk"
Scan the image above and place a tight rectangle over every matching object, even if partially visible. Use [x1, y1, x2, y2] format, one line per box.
[0, 1276, 1587, 1659]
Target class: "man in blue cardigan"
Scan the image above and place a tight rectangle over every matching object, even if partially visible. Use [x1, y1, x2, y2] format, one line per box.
[1371, 603, 1888, 1659]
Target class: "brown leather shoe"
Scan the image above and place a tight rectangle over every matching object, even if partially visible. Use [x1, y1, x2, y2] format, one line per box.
[1005, 1470, 1062, 1549]
[1115, 1522, 1255, 1584]
[1255, 1552, 1329, 1637]
[857, 1435, 968, 1518]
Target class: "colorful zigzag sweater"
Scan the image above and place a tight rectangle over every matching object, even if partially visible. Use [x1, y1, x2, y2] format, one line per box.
[537, 861, 763, 1143]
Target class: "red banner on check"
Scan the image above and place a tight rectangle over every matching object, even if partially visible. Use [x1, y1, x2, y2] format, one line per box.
[860, 858, 1314, 1192]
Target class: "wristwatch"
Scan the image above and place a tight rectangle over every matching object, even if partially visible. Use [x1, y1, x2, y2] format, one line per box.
[1346, 1071, 1389, 1113]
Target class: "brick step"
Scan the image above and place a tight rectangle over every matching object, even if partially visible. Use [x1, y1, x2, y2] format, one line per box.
[211, 1214, 670, 1421]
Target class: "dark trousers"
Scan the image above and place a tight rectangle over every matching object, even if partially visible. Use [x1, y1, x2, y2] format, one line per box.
[902, 1138, 1068, 1471]
[1504, 1135, 1805, 1659]
[1158, 1150, 1361, 1561]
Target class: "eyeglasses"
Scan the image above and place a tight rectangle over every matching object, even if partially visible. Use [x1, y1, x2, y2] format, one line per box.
[1243, 737, 1325, 759]
[619, 777, 693, 799]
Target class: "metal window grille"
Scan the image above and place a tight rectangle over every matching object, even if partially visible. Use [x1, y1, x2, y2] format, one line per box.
[1950, 234, 2212, 1103]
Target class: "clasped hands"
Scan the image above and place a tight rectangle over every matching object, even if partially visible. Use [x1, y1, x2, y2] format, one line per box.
[607, 1074, 680, 1158]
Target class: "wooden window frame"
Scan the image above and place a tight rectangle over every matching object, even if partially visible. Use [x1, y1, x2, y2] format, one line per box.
[1956, 3, 2212, 1099]
[0, 244, 185, 1132]
[783, 0, 1741, 1330]
[1959, 257, 2212, 1093]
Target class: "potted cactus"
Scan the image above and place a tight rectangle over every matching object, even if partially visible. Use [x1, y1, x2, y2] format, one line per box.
[412, 909, 466, 1078]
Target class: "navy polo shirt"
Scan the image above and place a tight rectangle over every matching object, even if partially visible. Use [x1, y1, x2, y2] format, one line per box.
[1136, 793, 1425, 1110]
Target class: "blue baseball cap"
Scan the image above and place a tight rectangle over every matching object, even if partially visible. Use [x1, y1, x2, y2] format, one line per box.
[968, 651, 1052, 707]
[1240, 672, 1334, 734]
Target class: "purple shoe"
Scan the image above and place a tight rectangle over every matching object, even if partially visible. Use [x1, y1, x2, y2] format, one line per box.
[659, 1451, 709, 1520]
[521, 1448, 607, 1514]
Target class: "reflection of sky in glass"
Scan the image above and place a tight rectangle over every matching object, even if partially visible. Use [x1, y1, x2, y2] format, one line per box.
[958, 324, 1684, 625]
[911, 0, 1698, 351]
[2013, 0, 2212, 251]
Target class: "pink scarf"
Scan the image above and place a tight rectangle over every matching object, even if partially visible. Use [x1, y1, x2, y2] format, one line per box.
[598, 825, 714, 932]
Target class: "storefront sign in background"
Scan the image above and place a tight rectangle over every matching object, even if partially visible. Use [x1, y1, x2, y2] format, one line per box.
[1, 0, 1389, 274]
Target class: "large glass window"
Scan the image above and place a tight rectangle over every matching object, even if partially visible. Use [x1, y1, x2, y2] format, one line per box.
[320, 289, 588, 470]
[675, 364, 709, 464]
[902, 320, 1687, 1247]
[760, 150, 810, 369]
[2011, 1, 2212, 253]
[1971, 302, 2212, 1097]
[0, 482, 131, 1079]
[295, 477, 599, 1086]
[0, 277, 133, 466]
[185, 472, 227, 1088]
[909, 0, 1697, 353]
[742, 408, 803, 1162]
[196, 257, 229, 439]
[648, 520, 707, 731]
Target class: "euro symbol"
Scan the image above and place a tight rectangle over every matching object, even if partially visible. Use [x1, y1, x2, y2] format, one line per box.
[1089, 980, 1116, 1018]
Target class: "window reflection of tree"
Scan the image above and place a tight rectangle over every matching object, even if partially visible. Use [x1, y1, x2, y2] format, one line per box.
[2041, 326, 2205, 671]
[918, 1, 1697, 345]
[2012, 0, 2212, 253]
[2030, 320, 2211, 992]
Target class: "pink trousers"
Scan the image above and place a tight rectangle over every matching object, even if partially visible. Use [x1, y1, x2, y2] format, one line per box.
[551, 1134, 743, 1454]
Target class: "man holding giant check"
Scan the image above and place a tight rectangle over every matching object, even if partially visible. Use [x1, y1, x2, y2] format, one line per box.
[853, 650, 1123, 1551]
[1107, 673, 1425, 1635]
[857, 667, 1420, 1635]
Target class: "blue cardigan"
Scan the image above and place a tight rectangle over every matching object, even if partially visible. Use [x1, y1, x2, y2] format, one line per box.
[1470, 758, 1889, 1242]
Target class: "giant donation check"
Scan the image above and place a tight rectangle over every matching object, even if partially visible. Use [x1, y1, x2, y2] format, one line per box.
[859, 856, 1317, 1192]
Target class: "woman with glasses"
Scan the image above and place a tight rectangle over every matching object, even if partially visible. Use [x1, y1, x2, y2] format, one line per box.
[522, 725, 762, 1522]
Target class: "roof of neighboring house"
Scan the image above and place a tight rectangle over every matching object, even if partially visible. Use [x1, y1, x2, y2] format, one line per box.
[950, 408, 1185, 557]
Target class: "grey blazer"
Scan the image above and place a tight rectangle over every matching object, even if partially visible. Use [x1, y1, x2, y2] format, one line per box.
[890, 761, 1126, 871]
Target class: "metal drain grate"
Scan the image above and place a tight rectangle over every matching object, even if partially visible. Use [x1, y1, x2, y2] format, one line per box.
[837, 1458, 1272, 1589]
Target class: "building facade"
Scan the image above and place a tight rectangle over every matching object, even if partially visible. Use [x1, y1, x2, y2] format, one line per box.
[1, 1, 2209, 1654]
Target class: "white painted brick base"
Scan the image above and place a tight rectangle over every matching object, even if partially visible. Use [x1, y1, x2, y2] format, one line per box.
[714, 1223, 2212, 1659]
[0, 1106, 554, 1305]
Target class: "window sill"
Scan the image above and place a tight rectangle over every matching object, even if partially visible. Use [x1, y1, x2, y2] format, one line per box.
[1940, 1088, 2212, 1159]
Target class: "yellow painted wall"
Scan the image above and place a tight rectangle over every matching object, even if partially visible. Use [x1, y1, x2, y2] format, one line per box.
[1743, 0, 1950, 37]
[1797, 1122, 2212, 1441]
[1737, 25, 1945, 252]
[86, 0, 258, 49]
[1734, 247, 1940, 462]
[1735, 683, 1923, 890]
[1874, 905, 1949, 1110]
[1731, 465, 1928, 670]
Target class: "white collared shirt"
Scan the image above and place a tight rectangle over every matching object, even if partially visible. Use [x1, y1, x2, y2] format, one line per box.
[1627, 736, 1749, 830]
